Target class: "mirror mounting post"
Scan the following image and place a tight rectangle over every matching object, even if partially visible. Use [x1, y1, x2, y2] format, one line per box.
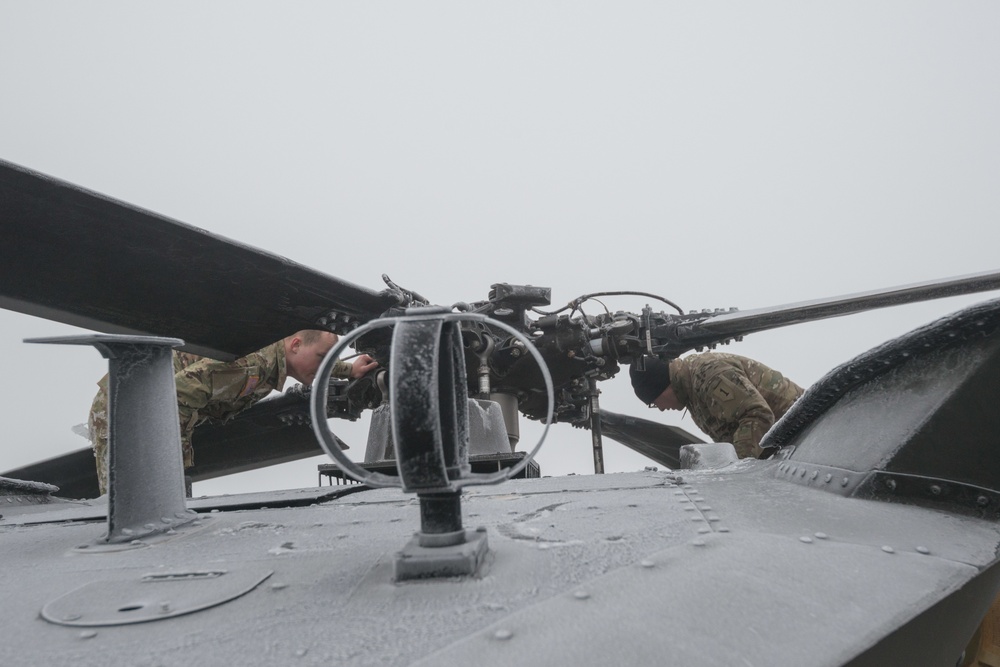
[25, 334, 196, 544]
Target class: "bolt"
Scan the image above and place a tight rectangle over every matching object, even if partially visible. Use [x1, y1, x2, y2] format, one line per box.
[886, 479, 897, 491]
[916, 546, 930, 555]
[929, 485, 941, 496]
[494, 629, 514, 641]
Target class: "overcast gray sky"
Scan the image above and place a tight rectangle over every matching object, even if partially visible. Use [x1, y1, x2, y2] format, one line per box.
[2, 2, 999, 496]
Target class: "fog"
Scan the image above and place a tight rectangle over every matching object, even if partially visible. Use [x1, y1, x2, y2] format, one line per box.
[1, 2, 998, 495]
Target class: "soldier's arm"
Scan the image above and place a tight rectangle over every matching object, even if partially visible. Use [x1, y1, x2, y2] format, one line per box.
[346, 354, 378, 379]
[332, 360, 354, 379]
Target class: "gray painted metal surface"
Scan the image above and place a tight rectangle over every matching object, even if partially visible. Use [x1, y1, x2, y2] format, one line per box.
[41, 567, 275, 627]
[2, 469, 999, 666]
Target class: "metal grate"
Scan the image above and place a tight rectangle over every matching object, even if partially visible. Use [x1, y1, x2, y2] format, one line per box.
[318, 452, 540, 486]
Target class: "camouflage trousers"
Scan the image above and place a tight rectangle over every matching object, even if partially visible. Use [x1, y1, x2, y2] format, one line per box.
[88, 388, 110, 495]
[88, 385, 192, 495]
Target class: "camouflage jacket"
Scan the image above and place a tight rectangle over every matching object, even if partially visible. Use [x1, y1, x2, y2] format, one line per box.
[172, 342, 288, 467]
[90, 343, 353, 489]
[668, 352, 804, 458]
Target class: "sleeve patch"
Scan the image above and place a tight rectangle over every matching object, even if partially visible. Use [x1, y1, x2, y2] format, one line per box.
[240, 374, 261, 398]
[709, 375, 739, 402]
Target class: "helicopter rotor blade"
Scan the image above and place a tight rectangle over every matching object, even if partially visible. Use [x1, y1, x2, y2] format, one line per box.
[0, 448, 100, 499]
[671, 270, 1000, 352]
[596, 409, 704, 469]
[0, 159, 399, 359]
[0, 390, 348, 499]
[186, 391, 347, 483]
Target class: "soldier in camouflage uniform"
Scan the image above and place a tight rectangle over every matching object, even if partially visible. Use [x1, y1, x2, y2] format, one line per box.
[88, 330, 377, 494]
[630, 352, 804, 458]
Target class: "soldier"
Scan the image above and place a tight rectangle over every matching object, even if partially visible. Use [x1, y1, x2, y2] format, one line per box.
[88, 330, 377, 494]
[629, 352, 804, 458]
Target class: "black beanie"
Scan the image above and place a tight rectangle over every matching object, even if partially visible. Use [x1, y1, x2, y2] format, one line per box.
[630, 357, 671, 404]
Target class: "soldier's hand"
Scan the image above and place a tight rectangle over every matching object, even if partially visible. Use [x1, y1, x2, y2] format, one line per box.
[350, 354, 379, 379]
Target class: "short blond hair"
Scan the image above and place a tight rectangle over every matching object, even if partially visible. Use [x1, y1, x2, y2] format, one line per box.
[294, 329, 337, 346]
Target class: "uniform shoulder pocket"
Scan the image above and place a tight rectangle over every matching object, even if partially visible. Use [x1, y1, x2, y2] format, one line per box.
[210, 367, 259, 400]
